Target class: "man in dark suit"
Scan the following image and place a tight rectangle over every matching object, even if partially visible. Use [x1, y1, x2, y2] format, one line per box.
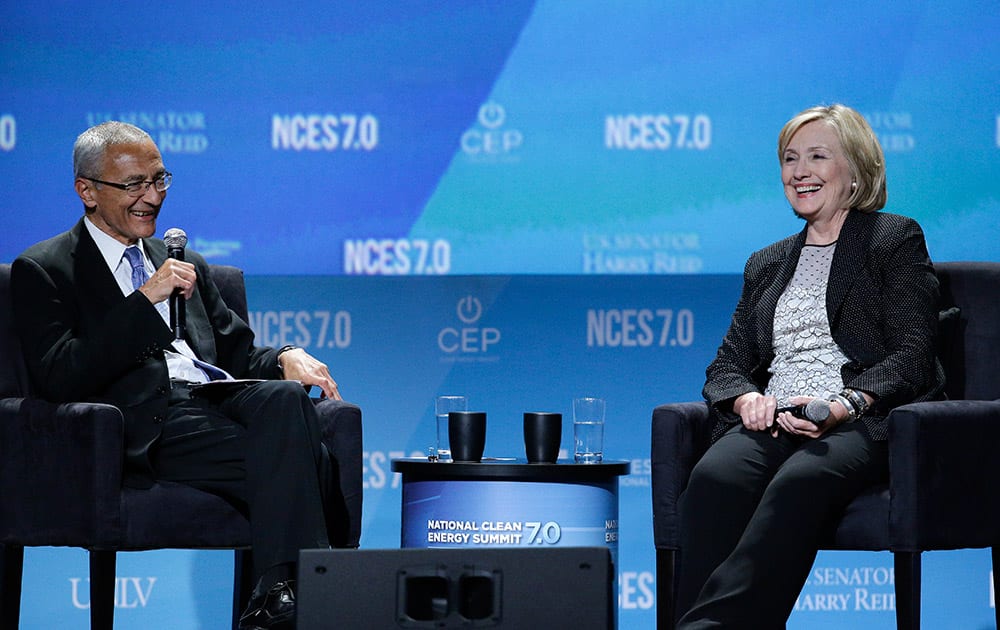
[11, 121, 337, 629]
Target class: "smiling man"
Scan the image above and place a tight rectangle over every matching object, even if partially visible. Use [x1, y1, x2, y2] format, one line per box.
[11, 121, 346, 629]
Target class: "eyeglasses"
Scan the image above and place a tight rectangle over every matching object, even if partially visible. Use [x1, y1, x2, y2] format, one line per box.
[82, 172, 172, 197]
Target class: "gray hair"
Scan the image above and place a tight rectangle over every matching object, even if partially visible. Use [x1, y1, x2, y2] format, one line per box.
[73, 121, 154, 179]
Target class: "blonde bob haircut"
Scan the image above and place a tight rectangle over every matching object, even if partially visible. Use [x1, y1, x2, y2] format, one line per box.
[777, 104, 887, 213]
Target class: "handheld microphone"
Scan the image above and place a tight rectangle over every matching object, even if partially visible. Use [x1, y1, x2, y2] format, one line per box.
[775, 398, 831, 426]
[163, 228, 188, 341]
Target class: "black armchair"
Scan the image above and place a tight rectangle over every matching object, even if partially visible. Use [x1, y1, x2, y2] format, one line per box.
[651, 261, 1000, 629]
[0, 263, 363, 630]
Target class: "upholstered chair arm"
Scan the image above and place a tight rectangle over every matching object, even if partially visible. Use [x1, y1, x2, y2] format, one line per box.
[0, 397, 124, 547]
[651, 402, 714, 549]
[315, 398, 363, 548]
[888, 399, 1000, 552]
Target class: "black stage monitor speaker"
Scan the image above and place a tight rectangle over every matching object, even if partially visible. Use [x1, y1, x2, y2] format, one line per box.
[297, 546, 614, 629]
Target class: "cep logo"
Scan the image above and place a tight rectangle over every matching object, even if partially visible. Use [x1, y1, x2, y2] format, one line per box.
[438, 295, 501, 355]
[461, 101, 523, 159]
[456, 296, 482, 323]
[478, 102, 505, 129]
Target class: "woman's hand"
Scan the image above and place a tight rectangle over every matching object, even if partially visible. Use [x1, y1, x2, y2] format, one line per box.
[735, 393, 858, 438]
[734, 392, 779, 433]
[772, 396, 828, 438]
[772, 394, 862, 438]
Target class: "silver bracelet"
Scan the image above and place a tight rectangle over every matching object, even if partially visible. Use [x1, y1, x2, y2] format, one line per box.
[842, 388, 870, 416]
[829, 394, 857, 421]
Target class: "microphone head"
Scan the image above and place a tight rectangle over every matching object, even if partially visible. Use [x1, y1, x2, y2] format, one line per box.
[163, 227, 187, 250]
[804, 398, 832, 424]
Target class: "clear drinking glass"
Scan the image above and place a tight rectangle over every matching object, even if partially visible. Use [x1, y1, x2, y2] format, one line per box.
[573, 397, 605, 463]
[434, 395, 468, 461]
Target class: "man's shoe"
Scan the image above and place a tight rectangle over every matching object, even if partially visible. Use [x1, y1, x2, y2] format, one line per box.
[239, 579, 296, 629]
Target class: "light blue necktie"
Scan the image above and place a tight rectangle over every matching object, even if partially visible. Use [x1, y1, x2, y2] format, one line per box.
[123, 246, 148, 291]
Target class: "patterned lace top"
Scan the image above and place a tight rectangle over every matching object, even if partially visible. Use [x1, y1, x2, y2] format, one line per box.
[765, 243, 848, 406]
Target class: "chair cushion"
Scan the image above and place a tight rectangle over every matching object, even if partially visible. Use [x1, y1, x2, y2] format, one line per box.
[119, 482, 250, 550]
[826, 484, 890, 550]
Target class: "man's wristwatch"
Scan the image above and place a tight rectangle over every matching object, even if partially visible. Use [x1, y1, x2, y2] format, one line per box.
[276, 344, 298, 374]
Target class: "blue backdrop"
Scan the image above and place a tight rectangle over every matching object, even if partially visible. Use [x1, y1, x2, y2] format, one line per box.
[3, 1, 998, 628]
[2, 1, 998, 273]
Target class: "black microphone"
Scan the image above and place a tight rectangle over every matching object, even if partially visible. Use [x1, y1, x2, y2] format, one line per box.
[775, 398, 831, 426]
[163, 228, 188, 341]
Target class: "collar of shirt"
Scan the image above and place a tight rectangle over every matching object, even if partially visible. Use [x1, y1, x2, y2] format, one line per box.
[83, 215, 152, 279]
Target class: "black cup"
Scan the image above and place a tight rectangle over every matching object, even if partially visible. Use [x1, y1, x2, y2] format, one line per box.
[523, 412, 561, 464]
[448, 411, 486, 462]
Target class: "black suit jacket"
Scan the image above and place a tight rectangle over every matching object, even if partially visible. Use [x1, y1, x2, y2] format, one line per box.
[11, 217, 282, 486]
[703, 210, 946, 441]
